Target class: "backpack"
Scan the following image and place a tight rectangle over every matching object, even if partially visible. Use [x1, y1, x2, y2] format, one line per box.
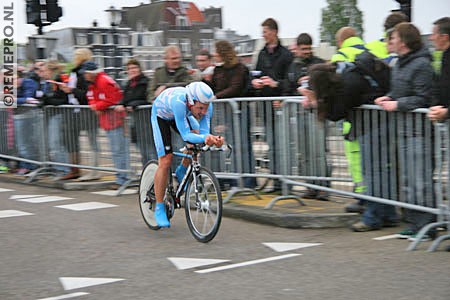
[336, 50, 391, 100]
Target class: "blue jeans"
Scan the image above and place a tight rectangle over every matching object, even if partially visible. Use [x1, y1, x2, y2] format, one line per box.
[48, 114, 69, 173]
[360, 132, 398, 228]
[14, 112, 40, 169]
[106, 126, 130, 185]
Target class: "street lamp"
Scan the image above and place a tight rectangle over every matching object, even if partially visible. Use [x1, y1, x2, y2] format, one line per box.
[105, 6, 122, 78]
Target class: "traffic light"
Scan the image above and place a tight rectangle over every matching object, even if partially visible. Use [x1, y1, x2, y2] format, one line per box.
[46, 0, 63, 23]
[26, 0, 41, 26]
[395, 0, 411, 21]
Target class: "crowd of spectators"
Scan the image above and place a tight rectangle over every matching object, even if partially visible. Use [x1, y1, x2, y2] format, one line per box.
[1, 14, 449, 243]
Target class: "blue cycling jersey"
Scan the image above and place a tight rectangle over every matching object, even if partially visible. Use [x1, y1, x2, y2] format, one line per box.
[152, 87, 213, 144]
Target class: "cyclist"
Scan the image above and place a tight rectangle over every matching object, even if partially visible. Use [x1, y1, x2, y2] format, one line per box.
[151, 81, 224, 227]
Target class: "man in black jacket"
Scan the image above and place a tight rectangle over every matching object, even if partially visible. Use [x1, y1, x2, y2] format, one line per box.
[283, 33, 324, 96]
[251, 18, 292, 192]
[428, 17, 450, 121]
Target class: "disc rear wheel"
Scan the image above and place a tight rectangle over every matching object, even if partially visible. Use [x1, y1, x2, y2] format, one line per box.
[139, 160, 160, 230]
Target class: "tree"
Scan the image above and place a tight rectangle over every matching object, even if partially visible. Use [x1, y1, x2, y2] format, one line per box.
[320, 0, 364, 46]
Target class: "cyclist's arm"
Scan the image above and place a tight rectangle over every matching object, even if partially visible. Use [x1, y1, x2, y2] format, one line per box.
[198, 104, 213, 135]
[173, 100, 208, 143]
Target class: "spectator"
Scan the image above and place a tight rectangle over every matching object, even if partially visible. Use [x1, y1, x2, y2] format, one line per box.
[428, 17, 450, 121]
[354, 23, 433, 235]
[251, 18, 293, 192]
[191, 49, 215, 82]
[36, 60, 70, 176]
[211, 40, 248, 99]
[83, 61, 130, 187]
[366, 12, 408, 59]
[147, 45, 193, 102]
[283, 33, 324, 96]
[283, 33, 328, 200]
[115, 58, 153, 166]
[209, 40, 256, 189]
[14, 68, 39, 175]
[252, 18, 293, 97]
[427, 17, 450, 244]
[59, 48, 100, 181]
[331, 26, 367, 213]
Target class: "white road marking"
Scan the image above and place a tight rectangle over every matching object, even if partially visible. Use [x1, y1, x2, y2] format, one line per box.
[0, 210, 34, 218]
[263, 242, 322, 252]
[17, 196, 73, 203]
[9, 195, 44, 200]
[0, 188, 14, 192]
[59, 277, 125, 291]
[195, 254, 301, 274]
[91, 189, 137, 196]
[55, 202, 118, 211]
[168, 257, 230, 270]
[373, 234, 402, 240]
[36, 292, 89, 300]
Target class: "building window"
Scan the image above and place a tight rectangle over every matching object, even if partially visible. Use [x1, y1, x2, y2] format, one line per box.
[176, 16, 189, 27]
[93, 33, 101, 44]
[179, 38, 191, 54]
[120, 34, 129, 45]
[200, 39, 213, 52]
[76, 33, 88, 45]
[168, 38, 178, 46]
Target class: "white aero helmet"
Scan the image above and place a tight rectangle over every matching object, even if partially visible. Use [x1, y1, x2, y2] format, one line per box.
[186, 81, 215, 105]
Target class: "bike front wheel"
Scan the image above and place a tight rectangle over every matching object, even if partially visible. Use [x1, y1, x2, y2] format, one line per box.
[184, 167, 222, 243]
[138, 160, 160, 230]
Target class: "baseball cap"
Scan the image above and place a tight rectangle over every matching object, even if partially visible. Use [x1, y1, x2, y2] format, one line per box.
[80, 61, 102, 74]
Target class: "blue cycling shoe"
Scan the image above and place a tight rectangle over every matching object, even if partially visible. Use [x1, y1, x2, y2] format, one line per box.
[155, 202, 170, 228]
[175, 164, 187, 184]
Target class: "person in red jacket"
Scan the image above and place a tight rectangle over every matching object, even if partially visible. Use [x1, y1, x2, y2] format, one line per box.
[82, 61, 130, 187]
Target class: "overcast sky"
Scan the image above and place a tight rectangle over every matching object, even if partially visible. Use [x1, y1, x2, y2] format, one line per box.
[17, 0, 450, 44]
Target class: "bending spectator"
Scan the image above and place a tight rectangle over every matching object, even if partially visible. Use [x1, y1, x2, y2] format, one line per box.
[191, 49, 215, 82]
[83, 61, 130, 187]
[115, 58, 154, 166]
[359, 23, 434, 236]
[59, 48, 100, 181]
[36, 60, 70, 177]
[14, 68, 39, 175]
[331, 26, 367, 213]
[251, 18, 293, 192]
[147, 45, 193, 102]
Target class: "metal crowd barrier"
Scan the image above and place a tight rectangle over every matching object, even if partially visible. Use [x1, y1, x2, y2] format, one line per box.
[1, 99, 449, 251]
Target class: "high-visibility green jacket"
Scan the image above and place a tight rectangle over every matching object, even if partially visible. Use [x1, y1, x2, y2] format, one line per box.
[365, 37, 388, 59]
[331, 37, 366, 62]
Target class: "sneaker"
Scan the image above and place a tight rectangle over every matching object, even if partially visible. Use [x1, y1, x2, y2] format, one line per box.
[155, 202, 170, 228]
[351, 221, 379, 232]
[78, 170, 101, 181]
[397, 229, 416, 239]
[301, 190, 318, 199]
[0, 165, 9, 173]
[408, 233, 431, 242]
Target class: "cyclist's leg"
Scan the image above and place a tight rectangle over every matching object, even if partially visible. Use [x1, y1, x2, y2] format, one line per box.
[151, 115, 176, 227]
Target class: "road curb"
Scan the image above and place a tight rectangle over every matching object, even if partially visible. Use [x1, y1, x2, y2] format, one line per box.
[223, 203, 359, 228]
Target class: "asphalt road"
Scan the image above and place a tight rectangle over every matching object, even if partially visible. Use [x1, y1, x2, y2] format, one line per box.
[1, 182, 449, 300]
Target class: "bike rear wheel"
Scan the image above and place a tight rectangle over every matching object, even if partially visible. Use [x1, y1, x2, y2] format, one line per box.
[138, 160, 160, 230]
[184, 167, 222, 243]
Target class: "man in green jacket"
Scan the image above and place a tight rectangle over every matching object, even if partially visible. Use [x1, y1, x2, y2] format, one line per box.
[147, 45, 193, 102]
